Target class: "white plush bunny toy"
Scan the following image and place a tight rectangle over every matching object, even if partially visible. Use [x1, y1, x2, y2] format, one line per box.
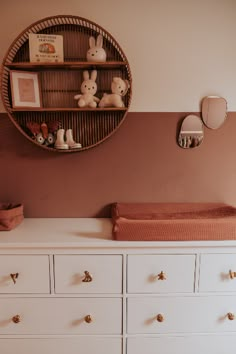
[87, 34, 107, 62]
[74, 70, 100, 108]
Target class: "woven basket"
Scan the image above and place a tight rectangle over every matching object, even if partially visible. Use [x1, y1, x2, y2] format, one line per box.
[0, 203, 24, 231]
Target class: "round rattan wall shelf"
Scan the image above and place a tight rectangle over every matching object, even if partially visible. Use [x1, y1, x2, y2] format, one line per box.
[1, 15, 132, 152]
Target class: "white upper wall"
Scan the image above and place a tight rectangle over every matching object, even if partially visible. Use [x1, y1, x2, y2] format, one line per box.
[1, 0, 236, 112]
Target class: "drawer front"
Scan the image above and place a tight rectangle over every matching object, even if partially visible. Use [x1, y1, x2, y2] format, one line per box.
[199, 254, 236, 292]
[127, 255, 195, 293]
[0, 338, 122, 354]
[0, 255, 50, 293]
[127, 296, 236, 334]
[0, 297, 122, 334]
[54, 255, 122, 294]
[128, 335, 236, 354]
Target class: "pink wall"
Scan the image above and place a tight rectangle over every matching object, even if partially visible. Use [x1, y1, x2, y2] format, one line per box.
[1, 112, 236, 217]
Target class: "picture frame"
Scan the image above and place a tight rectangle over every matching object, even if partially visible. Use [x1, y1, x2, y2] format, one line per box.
[10, 70, 42, 108]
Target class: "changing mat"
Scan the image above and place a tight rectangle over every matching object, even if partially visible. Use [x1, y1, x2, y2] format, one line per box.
[111, 203, 236, 241]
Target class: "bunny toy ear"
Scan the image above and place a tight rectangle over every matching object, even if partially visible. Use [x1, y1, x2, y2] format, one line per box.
[89, 36, 96, 48]
[90, 70, 97, 81]
[83, 70, 89, 80]
[96, 34, 103, 48]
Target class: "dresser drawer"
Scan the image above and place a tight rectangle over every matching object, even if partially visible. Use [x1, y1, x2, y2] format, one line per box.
[199, 254, 236, 292]
[127, 255, 195, 293]
[0, 338, 122, 354]
[54, 255, 122, 293]
[127, 296, 236, 334]
[0, 255, 50, 294]
[0, 297, 122, 334]
[127, 335, 236, 354]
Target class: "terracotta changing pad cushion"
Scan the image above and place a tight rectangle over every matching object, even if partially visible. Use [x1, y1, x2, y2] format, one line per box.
[111, 203, 236, 241]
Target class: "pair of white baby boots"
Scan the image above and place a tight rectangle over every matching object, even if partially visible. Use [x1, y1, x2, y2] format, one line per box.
[55, 128, 82, 149]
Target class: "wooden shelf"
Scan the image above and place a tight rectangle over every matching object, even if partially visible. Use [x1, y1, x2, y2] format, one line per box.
[5, 61, 128, 70]
[10, 107, 128, 112]
[1, 15, 132, 152]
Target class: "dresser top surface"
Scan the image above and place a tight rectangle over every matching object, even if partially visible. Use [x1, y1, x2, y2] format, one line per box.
[1, 218, 236, 249]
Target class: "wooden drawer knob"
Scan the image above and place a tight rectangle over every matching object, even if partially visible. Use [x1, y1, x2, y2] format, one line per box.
[84, 315, 93, 323]
[157, 271, 166, 280]
[229, 270, 236, 279]
[156, 314, 164, 322]
[82, 271, 93, 282]
[12, 315, 21, 323]
[227, 312, 235, 321]
[10, 273, 19, 284]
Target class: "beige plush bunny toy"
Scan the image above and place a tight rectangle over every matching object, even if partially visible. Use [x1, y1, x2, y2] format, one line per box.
[87, 34, 107, 62]
[74, 70, 100, 108]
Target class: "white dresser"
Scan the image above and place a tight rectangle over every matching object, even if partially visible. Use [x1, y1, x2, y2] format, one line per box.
[1, 218, 236, 354]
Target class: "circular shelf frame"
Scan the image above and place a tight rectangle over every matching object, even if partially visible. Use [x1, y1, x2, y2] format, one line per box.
[1, 15, 132, 152]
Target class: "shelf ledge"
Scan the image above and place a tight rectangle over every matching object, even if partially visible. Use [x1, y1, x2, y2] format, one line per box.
[10, 107, 128, 112]
[5, 61, 128, 70]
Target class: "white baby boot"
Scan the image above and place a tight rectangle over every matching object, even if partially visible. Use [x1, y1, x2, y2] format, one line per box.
[54, 129, 69, 149]
[65, 129, 82, 149]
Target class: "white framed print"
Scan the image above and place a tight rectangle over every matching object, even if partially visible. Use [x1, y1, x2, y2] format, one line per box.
[10, 70, 42, 108]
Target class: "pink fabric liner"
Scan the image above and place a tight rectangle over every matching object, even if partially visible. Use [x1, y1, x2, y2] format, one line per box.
[111, 203, 236, 241]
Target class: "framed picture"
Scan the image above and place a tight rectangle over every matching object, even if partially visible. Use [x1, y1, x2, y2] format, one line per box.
[10, 71, 42, 108]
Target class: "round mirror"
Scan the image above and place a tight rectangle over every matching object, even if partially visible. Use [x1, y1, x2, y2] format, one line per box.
[178, 114, 204, 149]
[201, 96, 227, 129]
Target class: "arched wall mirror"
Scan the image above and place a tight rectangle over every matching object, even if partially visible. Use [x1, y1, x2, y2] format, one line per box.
[201, 96, 227, 129]
[178, 114, 204, 149]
